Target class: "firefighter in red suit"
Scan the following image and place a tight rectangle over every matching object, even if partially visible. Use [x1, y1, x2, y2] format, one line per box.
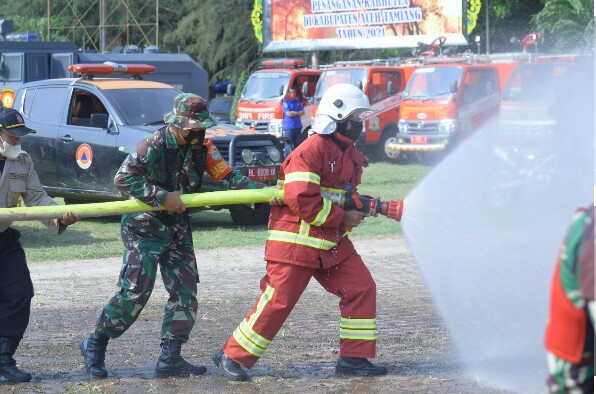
[213, 83, 388, 381]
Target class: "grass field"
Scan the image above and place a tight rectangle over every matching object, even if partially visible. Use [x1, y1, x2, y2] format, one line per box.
[16, 162, 431, 261]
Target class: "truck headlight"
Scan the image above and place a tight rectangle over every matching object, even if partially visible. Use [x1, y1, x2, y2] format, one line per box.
[438, 119, 456, 133]
[267, 146, 281, 163]
[268, 120, 284, 137]
[235, 120, 245, 128]
[241, 149, 254, 164]
[398, 120, 408, 133]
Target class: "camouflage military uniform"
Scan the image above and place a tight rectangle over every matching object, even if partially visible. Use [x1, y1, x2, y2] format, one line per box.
[545, 206, 594, 394]
[95, 95, 263, 344]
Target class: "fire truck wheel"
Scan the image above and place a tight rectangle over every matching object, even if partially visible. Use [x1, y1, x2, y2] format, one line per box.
[378, 131, 409, 163]
[229, 204, 271, 226]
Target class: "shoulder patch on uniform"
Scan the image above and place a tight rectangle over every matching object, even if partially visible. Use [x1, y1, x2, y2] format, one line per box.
[209, 146, 222, 161]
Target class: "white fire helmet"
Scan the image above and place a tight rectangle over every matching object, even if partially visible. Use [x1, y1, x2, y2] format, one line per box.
[312, 83, 372, 135]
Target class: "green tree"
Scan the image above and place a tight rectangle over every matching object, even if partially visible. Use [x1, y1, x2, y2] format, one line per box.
[162, 0, 261, 85]
[230, 70, 248, 124]
[533, 0, 594, 51]
[467, 0, 544, 53]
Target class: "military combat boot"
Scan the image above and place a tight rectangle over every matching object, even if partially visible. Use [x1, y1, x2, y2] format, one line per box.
[155, 340, 206, 378]
[0, 337, 32, 383]
[335, 356, 388, 376]
[80, 331, 110, 378]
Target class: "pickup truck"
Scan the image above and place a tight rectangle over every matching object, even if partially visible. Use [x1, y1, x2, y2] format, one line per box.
[9, 64, 283, 225]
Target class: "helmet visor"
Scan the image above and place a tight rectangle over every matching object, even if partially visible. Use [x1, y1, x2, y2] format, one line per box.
[347, 108, 373, 122]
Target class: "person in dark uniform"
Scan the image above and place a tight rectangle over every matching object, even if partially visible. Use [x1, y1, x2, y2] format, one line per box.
[0, 108, 78, 383]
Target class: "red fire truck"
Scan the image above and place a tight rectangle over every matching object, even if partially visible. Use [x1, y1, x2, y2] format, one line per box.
[311, 59, 417, 161]
[234, 59, 321, 139]
[388, 55, 520, 163]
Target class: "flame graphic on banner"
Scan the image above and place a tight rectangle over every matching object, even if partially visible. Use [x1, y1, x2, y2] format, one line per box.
[252, 0, 263, 43]
[467, 0, 482, 34]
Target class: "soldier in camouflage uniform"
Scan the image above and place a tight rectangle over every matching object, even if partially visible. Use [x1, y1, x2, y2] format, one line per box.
[545, 205, 594, 393]
[80, 93, 268, 379]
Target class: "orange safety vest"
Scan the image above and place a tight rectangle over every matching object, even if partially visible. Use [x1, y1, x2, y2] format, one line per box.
[544, 257, 587, 364]
[265, 134, 367, 269]
[544, 207, 594, 364]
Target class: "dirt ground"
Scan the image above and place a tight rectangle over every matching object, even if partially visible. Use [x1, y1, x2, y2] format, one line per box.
[3, 236, 513, 394]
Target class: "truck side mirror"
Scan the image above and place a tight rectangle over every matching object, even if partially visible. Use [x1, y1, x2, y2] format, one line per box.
[279, 85, 285, 97]
[90, 113, 108, 129]
[301, 82, 309, 97]
[387, 80, 394, 95]
[450, 80, 458, 94]
[226, 83, 235, 96]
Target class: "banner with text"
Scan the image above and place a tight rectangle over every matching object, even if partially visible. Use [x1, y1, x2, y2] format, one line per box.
[262, 0, 467, 52]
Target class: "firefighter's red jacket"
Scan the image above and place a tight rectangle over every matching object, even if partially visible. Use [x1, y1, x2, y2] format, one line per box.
[265, 134, 368, 268]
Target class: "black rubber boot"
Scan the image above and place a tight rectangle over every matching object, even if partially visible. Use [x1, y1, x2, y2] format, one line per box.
[155, 340, 206, 378]
[0, 337, 32, 383]
[80, 331, 110, 378]
[213, 349, 249, 381]
[335, 356, 388, 376]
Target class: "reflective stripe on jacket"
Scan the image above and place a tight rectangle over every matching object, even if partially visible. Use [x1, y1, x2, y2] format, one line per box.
[264, 134, 368, 268]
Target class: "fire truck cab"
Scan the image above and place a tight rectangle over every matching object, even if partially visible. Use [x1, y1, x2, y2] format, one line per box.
[390, 56, 518, 163]
[312, 59, 416, 161]
[234, 58, 321, 139]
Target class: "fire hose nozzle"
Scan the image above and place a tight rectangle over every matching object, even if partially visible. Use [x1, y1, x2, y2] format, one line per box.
[380, 199, 404, 221]
[321, 190, 404, 222]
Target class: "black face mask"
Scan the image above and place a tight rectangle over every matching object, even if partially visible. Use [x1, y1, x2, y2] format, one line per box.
[184, 130, 206, 145]
[336, 120, 363, 142]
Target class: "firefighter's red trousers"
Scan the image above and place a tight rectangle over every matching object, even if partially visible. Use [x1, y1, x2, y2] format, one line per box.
[222, 253, 377, 368]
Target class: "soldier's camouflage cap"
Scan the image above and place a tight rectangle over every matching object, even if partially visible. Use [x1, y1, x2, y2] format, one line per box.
[164, 93, 216, 130]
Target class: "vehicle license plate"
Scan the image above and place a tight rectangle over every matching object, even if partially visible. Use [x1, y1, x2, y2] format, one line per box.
[411, 135, 427, 144]
[248, 166, 277, 181]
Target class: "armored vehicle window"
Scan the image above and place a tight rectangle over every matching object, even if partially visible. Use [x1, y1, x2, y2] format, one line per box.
[29, 87, 68, 124]
[0, 53, 24, 82]
[26, 53, 49, 82]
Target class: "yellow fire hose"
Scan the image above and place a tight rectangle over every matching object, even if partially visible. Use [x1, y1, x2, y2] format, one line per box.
[0, 188, 285, 222]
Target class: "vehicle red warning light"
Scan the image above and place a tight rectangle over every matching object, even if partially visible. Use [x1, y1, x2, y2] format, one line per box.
[67, 63, 156, 75]
[258, 58, 305, 69]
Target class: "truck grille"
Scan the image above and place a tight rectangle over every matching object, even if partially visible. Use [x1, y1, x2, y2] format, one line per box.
[236, 120, 269, 133]
[403, 121, 440, 134]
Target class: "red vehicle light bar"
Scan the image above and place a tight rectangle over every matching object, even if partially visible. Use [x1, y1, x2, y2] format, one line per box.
[68, 63, 156, 78]
[258, 58, 305, 69]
